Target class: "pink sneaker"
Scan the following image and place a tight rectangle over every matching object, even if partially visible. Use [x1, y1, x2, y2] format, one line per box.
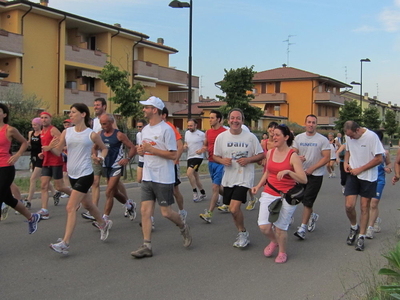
[275, 252, 287, 264]
[264, 242, 278, 257]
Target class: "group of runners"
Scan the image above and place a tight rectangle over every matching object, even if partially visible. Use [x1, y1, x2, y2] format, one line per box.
[0, 95, 396, 262]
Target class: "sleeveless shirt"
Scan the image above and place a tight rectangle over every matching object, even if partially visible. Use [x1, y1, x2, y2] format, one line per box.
[40, 125, 63, 167]
[100, 129, 123, 169]
[65, 127, 94, 179]
[264, 148, 296, 196]
[0, 125, 11, 167]
[30, 132, 42, 158]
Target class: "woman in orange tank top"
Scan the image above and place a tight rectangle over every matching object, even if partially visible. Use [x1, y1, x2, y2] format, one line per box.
[0, 103, 41, 234]
[252, 124, 307, 263]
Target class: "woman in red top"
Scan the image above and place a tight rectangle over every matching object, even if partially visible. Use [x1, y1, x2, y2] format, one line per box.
[252, 124, 307, 263]
[0, 103, 40, 233]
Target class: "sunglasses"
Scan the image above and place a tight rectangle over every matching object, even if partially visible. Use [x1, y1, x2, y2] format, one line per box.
[137, 126, 143, 128]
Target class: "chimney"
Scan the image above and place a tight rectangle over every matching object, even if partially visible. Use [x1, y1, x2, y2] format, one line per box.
[282, 64, 287, 68]
[157, 38, 164, 45]
[114, 23, 121, 28]
[373, 96, 377, 100]
[40, 0, 49, 6]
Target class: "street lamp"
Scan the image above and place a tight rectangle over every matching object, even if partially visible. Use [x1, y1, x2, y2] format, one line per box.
[169, 0, 193, 120]
[359, 58, 371, 108]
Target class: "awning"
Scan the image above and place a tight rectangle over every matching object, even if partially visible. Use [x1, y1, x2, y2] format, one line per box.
[82, 70, 101, 78]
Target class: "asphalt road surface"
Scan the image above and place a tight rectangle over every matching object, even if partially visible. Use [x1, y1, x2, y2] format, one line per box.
[1, 170, 399, 300]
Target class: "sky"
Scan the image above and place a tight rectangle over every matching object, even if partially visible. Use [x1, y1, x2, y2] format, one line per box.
[47, 0, 400, 104]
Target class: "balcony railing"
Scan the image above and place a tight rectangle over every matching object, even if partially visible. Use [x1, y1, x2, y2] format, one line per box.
[253, 93, 287, 103]
[64, 88, 107, 106]
[65, 45, 107, 68]
[317, 116, 338, 126]
[0, 81, 22, 94]
[314, 92, 346, 105]
[134, 60, 199, 88]
[0, 30, 23, 55]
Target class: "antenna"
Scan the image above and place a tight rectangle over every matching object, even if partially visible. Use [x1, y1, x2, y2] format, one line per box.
[344, 66, 347, 83]
[283, 35, 296, 66]
[376, 83, 379, 98]
[200, 75, 204, 96]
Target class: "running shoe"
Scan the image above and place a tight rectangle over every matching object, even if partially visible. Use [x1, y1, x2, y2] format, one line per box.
[24, 199, 31, 209]
[179, 210, 188, 224]
[346, 225, 360, 245]
[233, 231, 250, 248]
[331, 172, 336, 178]
[199, 193, 206, 201]
[81, 211, 95, 220]
[366, 227, 374, 239]
[28, 213, 40, 234]
[1, 203, 9, 221]
[307, 212, 319, 232]
[100, 220, 113, 241]
[36, 208, 49, 220]
[199, 209, 212, 223]
[193, 192, 199, 202]
[127, 201, 137, 221]
[341, 186, 345, 195]
[131, 244, 153, 258]
[61, 193, 69, 198]
[374, 217, 382, 233]
[53, 191, 62, 206]
[355, 236, 365, 251]
[180, 224, 192, 247]
[50, 240, 69, 255]
[246, 197, 258, 211]
[216, 195, 223, 207]
[294, 227, 306, 240]
[217, 204, 230, 213]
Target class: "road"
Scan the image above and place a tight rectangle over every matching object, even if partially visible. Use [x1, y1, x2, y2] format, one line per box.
[1, 170, 399, 300]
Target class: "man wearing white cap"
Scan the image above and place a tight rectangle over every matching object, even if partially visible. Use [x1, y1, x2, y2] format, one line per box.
[131, 96, 192, 258]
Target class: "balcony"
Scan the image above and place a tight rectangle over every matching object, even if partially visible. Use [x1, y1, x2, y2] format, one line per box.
[134, 60, 199, 88]
[253, 93, 287, 103]
[0, 81, 22, 94]
[64, 88, 107, 106]
[0, 30, 23, 57]
[317, 116, 338, 126]
[65, 45, 107, 68]
[314, 92, 346, 105]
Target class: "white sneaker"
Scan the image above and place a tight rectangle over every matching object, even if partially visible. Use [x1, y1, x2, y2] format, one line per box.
[216, 195, 223, 207]
[366, 227, 374, 239]
[307, 213, 319, 232]
[193, 192, 199, 202]
[374, 217, 382, 233]
[179, 210, 187, 224]
[233, 231, 250, 248]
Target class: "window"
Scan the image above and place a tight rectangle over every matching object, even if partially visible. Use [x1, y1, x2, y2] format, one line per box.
[261, 83, 267, 94]
[318, 106, 322, 116]
[275, 82, 281, 93]
[88, 36, 96, 50]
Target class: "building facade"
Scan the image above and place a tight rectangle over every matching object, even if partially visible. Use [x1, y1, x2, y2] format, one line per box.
[0, 0, 198, 117]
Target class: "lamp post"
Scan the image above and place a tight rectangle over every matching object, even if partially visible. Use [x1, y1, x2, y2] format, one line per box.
[359, 58, 371, 109]
[169, 0, 192, 120]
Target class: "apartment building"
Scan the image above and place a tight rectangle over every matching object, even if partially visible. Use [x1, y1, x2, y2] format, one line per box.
[0, 0, 198, 117]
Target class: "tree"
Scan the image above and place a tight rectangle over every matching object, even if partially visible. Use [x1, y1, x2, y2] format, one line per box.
[334, 100, 363, 133]
[99, 61, 145, 124]
[384, 109, 398, 138]
[216, 66, 263, 126]
[362, 106, 381, 130]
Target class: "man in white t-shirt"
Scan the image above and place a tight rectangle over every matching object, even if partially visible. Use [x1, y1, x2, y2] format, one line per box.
[214, 108, 264, 248]
[343, 120, 384, 251]
[131, 96, 192, 258]
[184, 119, 206, 202]
[292, 114, 330, 240]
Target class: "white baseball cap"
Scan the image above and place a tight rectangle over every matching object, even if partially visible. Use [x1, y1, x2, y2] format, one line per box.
[140, 96, 165, 110]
